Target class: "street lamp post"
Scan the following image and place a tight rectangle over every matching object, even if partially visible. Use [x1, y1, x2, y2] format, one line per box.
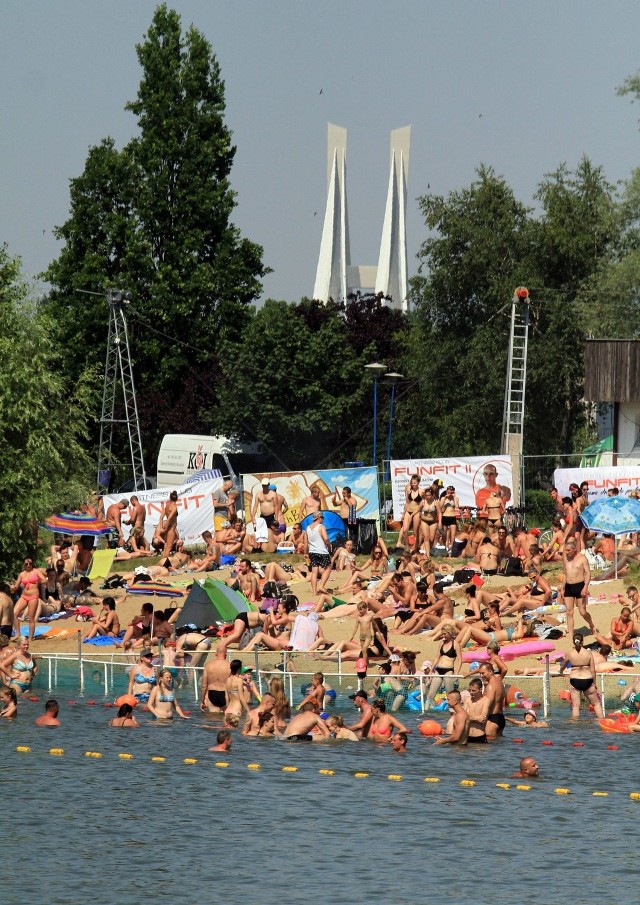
[385, 372, 403, 479]
[364, 362, 387, 469]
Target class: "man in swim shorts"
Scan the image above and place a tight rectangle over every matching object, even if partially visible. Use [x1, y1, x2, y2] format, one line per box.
[479, 662, 506, 738]
[200, 647, 231, 713]
[346, 689, 375, 738]
[0, 582, 15, 639]
[562, 541, 594, 639]
[35, 699, 61, 726]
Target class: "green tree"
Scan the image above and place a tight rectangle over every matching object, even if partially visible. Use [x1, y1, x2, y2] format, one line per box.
[0, 247, 93, 572]
[217, 298, 407, 470]
[44, 4, 267, 465]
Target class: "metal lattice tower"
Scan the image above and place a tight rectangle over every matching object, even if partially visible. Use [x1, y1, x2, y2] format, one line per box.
[96, 290, 146, 493]
[501, 287, 530, 505]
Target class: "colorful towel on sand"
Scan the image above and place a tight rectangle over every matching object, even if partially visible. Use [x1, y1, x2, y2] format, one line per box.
[83, 632, 126, 646]
[124, 582, 185, 597]
[20, 625, 52, 638]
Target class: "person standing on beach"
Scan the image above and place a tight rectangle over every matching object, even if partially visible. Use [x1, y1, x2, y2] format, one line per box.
[125, 496, 149, 554]
[561, 541, 594, 639]
[161, 491, 180, 558]
[299, 484, 323, 521]
[305, 511, 332, 595]
[106, 499, 129, 547]
[250, 479, 281, 529]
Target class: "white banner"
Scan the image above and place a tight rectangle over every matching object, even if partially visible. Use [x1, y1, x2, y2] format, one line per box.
[554, 466, 640, 501]
[390, 456, 513, 522]
[104, 478, 223, 547]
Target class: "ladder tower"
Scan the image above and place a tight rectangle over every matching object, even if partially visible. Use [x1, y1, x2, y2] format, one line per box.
[96, 290, 147, 493]
[501, 287, 530, 506]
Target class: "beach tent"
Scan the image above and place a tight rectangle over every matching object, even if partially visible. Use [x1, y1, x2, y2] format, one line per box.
[175, 579, 255, 631]
[301, 511, 346, 544]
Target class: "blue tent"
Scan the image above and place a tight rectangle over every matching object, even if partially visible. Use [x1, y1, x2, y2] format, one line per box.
[301, 511, 346, 544]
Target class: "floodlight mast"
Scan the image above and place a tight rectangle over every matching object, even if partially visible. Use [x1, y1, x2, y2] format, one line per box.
[96, 289, 147, 494]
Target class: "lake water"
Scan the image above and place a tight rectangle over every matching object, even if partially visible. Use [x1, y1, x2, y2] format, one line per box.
[2, 669, 640, 905]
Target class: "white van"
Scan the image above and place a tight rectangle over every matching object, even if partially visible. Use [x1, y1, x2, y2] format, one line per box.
[156, 434, 268, 487]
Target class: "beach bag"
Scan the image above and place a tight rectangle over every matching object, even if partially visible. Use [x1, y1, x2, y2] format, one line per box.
[503, 557, 524, 577]
[453, 568, 477, 584]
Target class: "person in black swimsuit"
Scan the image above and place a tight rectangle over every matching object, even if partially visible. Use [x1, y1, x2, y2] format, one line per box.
[558, 633, 603, 719]
[425, 623, 461, 710]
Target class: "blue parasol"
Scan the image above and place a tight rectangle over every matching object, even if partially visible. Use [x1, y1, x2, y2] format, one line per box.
[580, 496, 640, 578]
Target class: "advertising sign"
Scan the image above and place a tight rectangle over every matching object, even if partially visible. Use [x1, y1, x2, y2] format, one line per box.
[104, 477, 223, 548]
[242, 467, 380, 527]
[554, 465, 640, 501]
[390, 456, 513, 521]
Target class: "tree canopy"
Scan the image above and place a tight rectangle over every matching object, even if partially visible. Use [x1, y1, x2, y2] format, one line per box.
[0, 247, 93, 573]
[44, 4, 267, 471]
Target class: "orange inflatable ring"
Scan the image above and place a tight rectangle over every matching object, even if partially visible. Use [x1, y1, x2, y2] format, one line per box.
[115, 693, 138, 709]
[598, 714, 635, 734]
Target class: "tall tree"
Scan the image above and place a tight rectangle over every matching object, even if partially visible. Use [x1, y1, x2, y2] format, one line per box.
[44, 4, 267, 469]
[0, 246, 93, 572]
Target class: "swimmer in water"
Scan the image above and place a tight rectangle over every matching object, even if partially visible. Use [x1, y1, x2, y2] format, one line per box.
[511, 756, 539, 778]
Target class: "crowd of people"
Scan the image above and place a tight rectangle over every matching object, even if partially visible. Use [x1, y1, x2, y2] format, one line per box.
[2, 476, 640, 759]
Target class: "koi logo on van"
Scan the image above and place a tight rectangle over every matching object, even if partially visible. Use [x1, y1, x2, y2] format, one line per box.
[188, 446, 207, 470]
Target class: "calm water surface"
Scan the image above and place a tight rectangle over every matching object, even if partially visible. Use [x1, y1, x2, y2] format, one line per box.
[2, 674, 640, 905]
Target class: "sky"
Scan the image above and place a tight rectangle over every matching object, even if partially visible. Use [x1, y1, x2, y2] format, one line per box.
[3, 0, 640, 304]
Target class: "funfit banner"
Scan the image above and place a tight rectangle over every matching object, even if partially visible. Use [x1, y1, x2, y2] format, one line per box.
[241, 467, 380, 526]
[104, 477, 223, 547]
[390, 456, 513, 521]
[554, 466, 640, 500]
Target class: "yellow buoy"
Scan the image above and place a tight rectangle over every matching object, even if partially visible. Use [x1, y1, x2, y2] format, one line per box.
[516, 784, 532, 791]
[496, 783, 511, 790]
[424, 777, 440, 783]
[629, 792, 640, 800]
[387, 774, 402, 781]
[49, 748, 64, 756]
[151, 756, 166, 763]
[460, 780, 476, 787]
[247, 763, 261, 770]
[282, 766, 298, 772]
[183, 758, 198, 764]
[319, 769, 335, 775]
[354, 772, 369, 778]
[118, 753, 134, 759]
[555, 788, 571, 795]
[593, 791, 608, 797]
[215, 761, 229, 768]
[16, 746, 30, 753]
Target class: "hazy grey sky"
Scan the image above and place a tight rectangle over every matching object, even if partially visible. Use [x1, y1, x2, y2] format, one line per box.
[3, 0, 640, 303]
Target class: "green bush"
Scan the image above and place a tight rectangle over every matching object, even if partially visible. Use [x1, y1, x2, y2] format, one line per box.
[525, 489, 556, 529]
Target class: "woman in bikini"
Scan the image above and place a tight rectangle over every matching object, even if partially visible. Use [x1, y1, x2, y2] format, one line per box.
[319, 616, 392, 662]
[455, 613, 536, 649]
[0, 638, 38, 695]
[558, 633, 603, 719]
[440, 486, 461, 553]
[419, 487, 441, 557]
[225, 659, 250, 717]
[358, 545, 389, 579]
[269, 677, 291, 732]
[425, 623, 461, 709]
[369, 699, 411, 741]
[147, 668, 189, 721]
[127, 649, 157, 705]
[109, 702, 139, 727]
[397, 475, 424, 553]
[12, 558, 47, 644]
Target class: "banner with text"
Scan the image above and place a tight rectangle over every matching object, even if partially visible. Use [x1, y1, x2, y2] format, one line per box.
[242, 467, 380, 527]
[554, 466, 640, 501]
[104, 477, 223, 548]
[390, 456, 513, 521]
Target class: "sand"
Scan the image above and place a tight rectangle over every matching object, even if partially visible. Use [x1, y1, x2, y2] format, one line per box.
[28, 561, 637, 677]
